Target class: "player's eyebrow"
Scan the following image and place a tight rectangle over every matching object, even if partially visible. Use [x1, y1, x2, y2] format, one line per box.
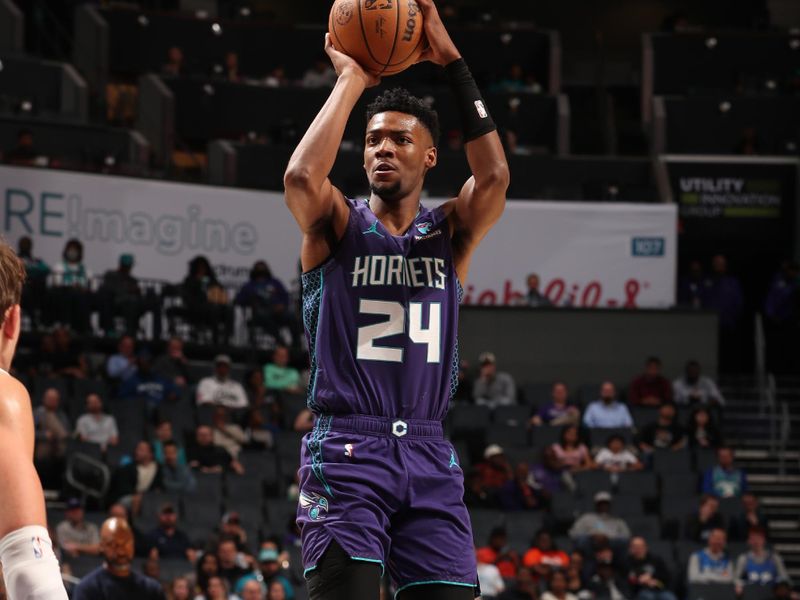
[366, 128, 414, 136]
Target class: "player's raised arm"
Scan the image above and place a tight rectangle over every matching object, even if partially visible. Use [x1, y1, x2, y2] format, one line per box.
[284, 35, 379, 266]
[416, 0, 510, 280]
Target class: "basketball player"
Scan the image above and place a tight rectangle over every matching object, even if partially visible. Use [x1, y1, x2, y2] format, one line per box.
[0, 241, 68, 599]
[284, 1, 509, 598]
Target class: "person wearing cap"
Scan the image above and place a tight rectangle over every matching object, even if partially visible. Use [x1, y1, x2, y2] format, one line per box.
[197, 355, 249, 409]
[473, 351, 517, 409]
[256, 547, 295, 599]
[143, 503, 191, 560]
[56, 498, 101, 557]
[476, 444, 513, 493]
[569, 492, 631, 555]
[476, 527, 520, 579]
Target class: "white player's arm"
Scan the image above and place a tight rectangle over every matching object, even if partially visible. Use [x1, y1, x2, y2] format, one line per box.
[284, 35, 379, 270]
[0, 378, 46, 537]
[415, 0, 509, 283]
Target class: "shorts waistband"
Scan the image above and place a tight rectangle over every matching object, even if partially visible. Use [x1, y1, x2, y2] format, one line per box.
[321, 414, 444, 440]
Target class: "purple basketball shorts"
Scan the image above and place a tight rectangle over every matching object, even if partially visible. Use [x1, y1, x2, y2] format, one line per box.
[296, 414, 478, 595]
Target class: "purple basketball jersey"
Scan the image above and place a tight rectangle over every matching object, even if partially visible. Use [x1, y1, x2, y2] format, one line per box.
[301, 198, 461, 421]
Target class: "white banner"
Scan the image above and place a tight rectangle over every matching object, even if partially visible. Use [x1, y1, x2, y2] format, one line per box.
[0, 166, 676, 307]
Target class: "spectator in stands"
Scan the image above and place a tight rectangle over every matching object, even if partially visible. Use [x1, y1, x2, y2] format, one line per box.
[170, 576, 192, 600]
[197, 355, 249, 409]
[264, 346, 302, 393]
[540, 569, 578, 600]
[492, 64, 540, 94]
[567, 551, 588, 594]
[301, 57, 337, 88]
[476, 444, 513, 493]
[161, 440, 196, 494]
[51, 239, 93, 332]
[72, 517, 165, 600]
[771, 581, 795, 600]
[223, 51, 241, 83]
[187, 425, 244, 475]
[217, 537, 251, 591]
[685, 495, 725, 543]
[143, 503, 191, 560]
[530, 446, 566, 495]
[152, 420, 186, 465]
[107, 503, 145, 558]
[196, 552, 221, 595]
[497, 566, 538, 600]
[586, 544, 632, 600]
[678, 260, 706, 309]
[764, 261, 800, 375]
[552, 425, 594, 472]
[264, 65, 288, 88]
[569, 492, 631, 551]
[704, 255, 745, 369]
[110, 441, 163, 510]
[33, 386, 70, 462]
[734, 527, 790, 591]
[729, 493, 769, 542]
[99, 254, 160, 339]
[199, 575, 232, 600]
[582, 382, 633, 429]
[75, 393, 119, 449]
[239, 579, 266, 600]
[625, 536, 675, 600]
[245, 368, 269, 407]
[594, 434, 643, 472]
[213, 511, 249, 552]
[42, 327, 88, 379]
[119, 351, 177, 406]
[107, 335, 137, 382]
[477, 527, 520, 579]
[153, 336, 190, 388]
[56, 498, 100, 557]
[498, 462, 540, 511]
[522, 273, 552, 308]
[523, 529, 570, 580]
[464, 469, 498, 508]
[162, 46, 184, 77]
[5, 129, 48, 167]
[531, 381, 579, 426]
[477, 552, 506, 600]
[688, 407, 723, 449]
[17, 235, 49, 325]
[637, 403, 686, 454]
[243, 408, 276, 450]
[702, 447, 748, 498]
[673, 361, 725, 406]
[688, 528, 734, 584]
[249, 547, 294, 599]
[181, 255, 232, 345]
[236, 261, 296, 346]
[473, 352, 517, 409]
[212, 406, 246, 459]
[629, 357, 673, 407]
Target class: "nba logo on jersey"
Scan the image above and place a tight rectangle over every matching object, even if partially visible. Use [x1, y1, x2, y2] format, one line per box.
[474, 100, 488, 118]
[31, 536, 43, 559]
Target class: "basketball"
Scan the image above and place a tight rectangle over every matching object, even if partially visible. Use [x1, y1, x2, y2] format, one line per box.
[329, 0, 426, 76]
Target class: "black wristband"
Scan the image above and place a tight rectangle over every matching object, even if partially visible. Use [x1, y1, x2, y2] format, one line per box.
[444, 58, 497, 142]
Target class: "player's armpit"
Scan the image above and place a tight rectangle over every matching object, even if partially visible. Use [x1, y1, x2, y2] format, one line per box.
[0, 435, 48, 538]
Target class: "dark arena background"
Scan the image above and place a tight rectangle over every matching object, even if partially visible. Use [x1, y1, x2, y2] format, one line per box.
[0, 0, 799, 598]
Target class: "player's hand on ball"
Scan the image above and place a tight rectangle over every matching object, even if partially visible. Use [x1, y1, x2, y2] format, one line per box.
[414, 0, 461, 66]
[324, 33, 381, 88]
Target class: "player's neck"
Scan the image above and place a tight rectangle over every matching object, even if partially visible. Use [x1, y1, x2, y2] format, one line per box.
[368, 193, 421, 236]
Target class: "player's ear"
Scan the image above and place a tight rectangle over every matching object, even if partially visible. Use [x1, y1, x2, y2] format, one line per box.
[425, 146, 437, 169]
[2, 305, 20, 342]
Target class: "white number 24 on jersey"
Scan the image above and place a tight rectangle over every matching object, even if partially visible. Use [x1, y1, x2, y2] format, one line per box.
[356, 299, 441, 364]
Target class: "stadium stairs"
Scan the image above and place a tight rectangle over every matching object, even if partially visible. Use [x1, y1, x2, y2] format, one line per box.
[719, 376, 800, 582]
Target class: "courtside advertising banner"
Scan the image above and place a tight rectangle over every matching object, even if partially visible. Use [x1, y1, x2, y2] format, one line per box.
[0, 166, 677, 308]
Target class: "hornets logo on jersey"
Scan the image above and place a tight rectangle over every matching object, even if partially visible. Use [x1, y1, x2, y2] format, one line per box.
[299, 491, 330, 521]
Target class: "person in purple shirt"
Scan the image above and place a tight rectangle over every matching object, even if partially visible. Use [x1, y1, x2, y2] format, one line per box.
[703, 255, 744, 329]
[531, 382, 580, 427]
[283, 1, 509, 597]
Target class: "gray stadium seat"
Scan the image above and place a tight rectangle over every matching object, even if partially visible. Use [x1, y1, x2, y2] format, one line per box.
[521, 382, 552, 407]
[551, 491, 579, 523]
[265, 499, 298, 537]
[530, 426, 562, 448]
[158, 558, 193, 582]
[188, 471, 223, 503]
[505, 512, 545, 552]
[627, 515, 661, 539]
[486, 424, 528, 447]
[688, 583, 737, 600]
[630, 406, 659, 428]
[618, 471, 658, 497]
[468, 508, 505, 546]
[589, 427, 635, 448]
[741, 585, 773, 600]
[450, 405, 492, 434]
[653, 449, 692, 475]
[226, 474, 264, 505]
[661, 473, 699, 496]
[694, 448, 717, 472]
[494, 406, 532, 427]
[67, 555, 103, 578]
[573, 471, 613, 496]
[611, 494, 645, 516]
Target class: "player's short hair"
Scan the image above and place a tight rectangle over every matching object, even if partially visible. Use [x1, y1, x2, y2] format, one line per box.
[0, 239, 25, 322]
[366, 88, 440, 147]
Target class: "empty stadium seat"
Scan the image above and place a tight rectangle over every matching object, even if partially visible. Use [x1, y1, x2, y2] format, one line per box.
[617, 471, 658, 497]
[450, 405, 492, 435]
[505, 512, 546, 552]
[653, 449, 692, 475]
[627, 515, 662, 539]
[188, 471, 223, 504]
[688, 583, 737, 600]
[530, 426, 562, 448]
[521, 383, 552, 407]
[573, 471, 613, 496]
[486, 424, 529, 447]
[494, 406, 532, 427]
[740, 585, 773, 600]
[226, 475, 264, 506]
[265, 499, 298, 537]
[468, 509, 505, 546]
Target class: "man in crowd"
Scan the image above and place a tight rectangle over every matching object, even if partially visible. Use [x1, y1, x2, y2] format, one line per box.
[476, 444, 513, 495]
[729, 493, 769, 542]
[734, 527, 790, 592]
[33, 386, 71, 466]
[98, 254, 160, 338]
[119, 351, 177, 405]
[106, 335, 137, 382]
[626, 536, 676, 600]
[476, 527, 520, 579]
[522, 273, 552, 308]
[153, 337, 190, 388]
[73, 517, 165, 599]
[473, 352, 517, 409]
[143, 503, 191, 560]
[187, 425, 244, 475]
[211, 406, 247, 459]
[161, 440, 196, 494]
[109, 441, 163, 510]
[569, 492, 631, 554]
[196, 355, 249, 409]
[673, 360, 725, 406]
[264, 346, 303, 393]
[637, 403, 686, 454]
[217, 536, 251, 591]
[56, 498, 100, 557]
[75, 393, 119, 450]
[685, 495, 725, 543]
[688, 528, 734, 583]
[531, 381, 579, 427]
[629, 357, 673, 407]
[583, 382, 633, 429]
[702, 447, 748, 498]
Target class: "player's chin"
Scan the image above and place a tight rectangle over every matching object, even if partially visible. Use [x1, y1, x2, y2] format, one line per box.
[369, 180, 403, 201]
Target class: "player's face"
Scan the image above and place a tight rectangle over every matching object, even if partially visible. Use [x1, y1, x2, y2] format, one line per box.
[364, 111, 436, 202]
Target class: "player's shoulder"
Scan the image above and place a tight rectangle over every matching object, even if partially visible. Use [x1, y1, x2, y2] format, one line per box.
[0, 374, 32, 421]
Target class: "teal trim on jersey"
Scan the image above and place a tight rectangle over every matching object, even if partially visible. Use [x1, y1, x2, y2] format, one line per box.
[351, 556, 385, 576]
[307, 415, 334, 497]
[301, 269, 324, 412]
[303, 565, 317, 579]
[394, 580, 476, 599]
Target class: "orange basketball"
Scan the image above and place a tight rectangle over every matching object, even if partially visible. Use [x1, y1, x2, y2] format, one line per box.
[329, 0, 426, 76]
